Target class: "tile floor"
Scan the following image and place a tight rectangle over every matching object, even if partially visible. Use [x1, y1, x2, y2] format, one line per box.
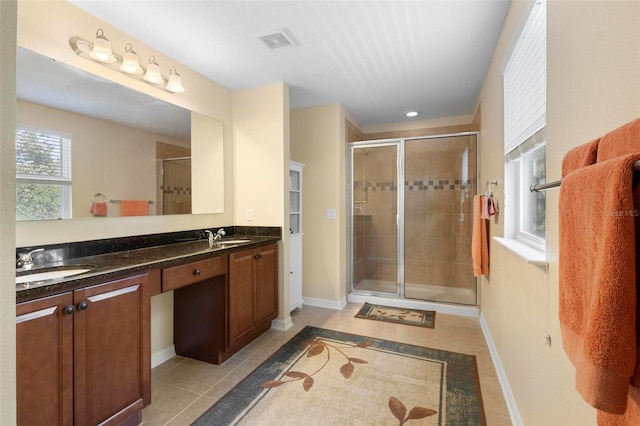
[142, 303, 512, 425]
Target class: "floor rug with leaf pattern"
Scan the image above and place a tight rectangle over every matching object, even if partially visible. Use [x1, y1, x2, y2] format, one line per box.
[193, 326, 485, 425]
[355, 302, 436, 328]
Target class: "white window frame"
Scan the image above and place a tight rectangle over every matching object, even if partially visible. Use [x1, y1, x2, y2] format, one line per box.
[15, 126, 72, 220]
[503, 0, 547, 251]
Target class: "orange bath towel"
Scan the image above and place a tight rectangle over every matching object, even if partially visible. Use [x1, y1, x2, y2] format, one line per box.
[562, 138, 600, 177]
[472, 194, 489, 276]
[559, 153, 640, 414]
[597, 118, 640, 162]
[599, 183, 640, 425]
[121, 200, 149, 216]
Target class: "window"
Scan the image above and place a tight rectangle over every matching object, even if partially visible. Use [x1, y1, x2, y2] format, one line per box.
[503, 0, 546, 250]
[15, 127, 72, 221]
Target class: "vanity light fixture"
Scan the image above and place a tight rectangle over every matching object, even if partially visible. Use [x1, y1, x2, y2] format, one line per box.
[69, 29, 186, 94]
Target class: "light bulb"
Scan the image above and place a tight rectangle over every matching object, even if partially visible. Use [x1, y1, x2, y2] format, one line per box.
[166, 67, 185, 93]
[89, 29, 115, 63]
[143, 56, 163, 83]
[120, 44, 143, 74]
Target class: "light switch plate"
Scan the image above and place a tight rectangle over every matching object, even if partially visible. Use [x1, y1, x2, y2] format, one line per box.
[246, 208, 253, 221]
[326, 208, 336, 219]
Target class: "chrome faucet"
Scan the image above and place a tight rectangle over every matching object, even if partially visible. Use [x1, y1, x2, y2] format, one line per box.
[16, 248, 44, 270]
[204, 229, 226, 248]
[214, 228, 226, 241]
[204, 230, 215, 248]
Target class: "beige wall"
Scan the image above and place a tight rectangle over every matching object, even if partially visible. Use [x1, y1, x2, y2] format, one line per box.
[16, 0, 234, 247]
[232, 82, 291, 322]
[0, 0, 17, 422]
[290, 104, 348, 305]
[477, 1, 640, 424]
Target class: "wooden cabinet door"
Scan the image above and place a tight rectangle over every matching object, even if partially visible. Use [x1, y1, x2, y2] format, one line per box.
[254, 245, 278, 323]
[228, 250, 256, 345]
[17, 292, 74, 426]
[73, 274, 149, 425]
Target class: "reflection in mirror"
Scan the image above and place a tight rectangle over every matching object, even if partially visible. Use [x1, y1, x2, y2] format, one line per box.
[16, 46, 223, 220]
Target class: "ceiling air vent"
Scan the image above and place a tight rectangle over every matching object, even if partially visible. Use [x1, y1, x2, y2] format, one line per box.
[258, 28, 297, 50]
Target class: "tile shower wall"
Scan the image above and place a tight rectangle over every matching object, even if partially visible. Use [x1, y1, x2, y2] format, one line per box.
[354, 145, 398, 287]
[161, 159, 192, 215]
[156, 142, 192, 215]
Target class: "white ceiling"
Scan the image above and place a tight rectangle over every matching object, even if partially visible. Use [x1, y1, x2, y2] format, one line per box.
[67, 0, 511, 127]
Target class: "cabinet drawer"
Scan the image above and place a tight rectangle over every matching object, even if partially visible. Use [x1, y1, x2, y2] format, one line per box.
[162, 255, 227, 292]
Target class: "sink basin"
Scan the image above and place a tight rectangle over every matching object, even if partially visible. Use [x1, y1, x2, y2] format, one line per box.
[16, 265, 94, 285]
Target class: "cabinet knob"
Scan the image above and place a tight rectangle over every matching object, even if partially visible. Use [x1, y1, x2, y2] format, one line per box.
[254, 253, 263, 260]
[194, 269, 202, 276]
[64, 305, 76, 315]
[78, 301, 89, 311]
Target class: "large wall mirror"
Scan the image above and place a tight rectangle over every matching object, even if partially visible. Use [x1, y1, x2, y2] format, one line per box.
[15, 46, 223, 221]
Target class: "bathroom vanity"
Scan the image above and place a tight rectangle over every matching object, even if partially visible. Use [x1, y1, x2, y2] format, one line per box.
[15, 228, 280, 426]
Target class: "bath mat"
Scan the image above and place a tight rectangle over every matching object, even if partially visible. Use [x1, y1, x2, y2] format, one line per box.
[355, 302, 436, 328]
[193, 326, 484, 425]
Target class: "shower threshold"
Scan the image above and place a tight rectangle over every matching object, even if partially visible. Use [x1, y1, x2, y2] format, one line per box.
[352, 279, 477, 308]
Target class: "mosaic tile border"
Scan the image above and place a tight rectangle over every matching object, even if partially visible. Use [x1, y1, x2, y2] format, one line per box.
[354, 179, 477, 192]
[160, 185, 192, 195]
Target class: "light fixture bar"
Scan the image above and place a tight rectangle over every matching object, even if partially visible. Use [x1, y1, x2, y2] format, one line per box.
[69, 34, 185, 94]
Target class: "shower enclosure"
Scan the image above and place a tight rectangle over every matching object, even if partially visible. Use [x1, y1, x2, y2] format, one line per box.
[157, 157, 192, 215]
[350, 133, 478, 305]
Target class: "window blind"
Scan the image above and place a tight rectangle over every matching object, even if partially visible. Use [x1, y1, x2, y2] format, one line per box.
[503, 0, 546, 154]
[16, 128, 72, 181]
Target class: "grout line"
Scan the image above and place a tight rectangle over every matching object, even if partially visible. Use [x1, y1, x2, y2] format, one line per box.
[163, 394, 211, 426]
[152, 356, 188, 382]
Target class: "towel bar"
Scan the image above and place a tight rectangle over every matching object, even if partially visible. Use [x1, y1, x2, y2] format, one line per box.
[530, 160, 640, 193]
[110, 199, 154, 205]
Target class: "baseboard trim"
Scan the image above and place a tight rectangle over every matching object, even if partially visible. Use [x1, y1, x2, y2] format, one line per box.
[151, 345, 176, 369]
[479, 313, 523, 426]
[347, 293, 479, 318]
[303, 296, 347, 310]
[271, 317, 293, 331]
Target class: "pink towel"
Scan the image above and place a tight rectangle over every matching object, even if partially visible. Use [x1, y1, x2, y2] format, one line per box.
[90, 202, 107, 216]
[121, 200, 149, 216]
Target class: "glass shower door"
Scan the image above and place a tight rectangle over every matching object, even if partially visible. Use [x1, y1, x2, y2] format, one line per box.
[404, 135, 477, 305]
[351, 144, 399, 296]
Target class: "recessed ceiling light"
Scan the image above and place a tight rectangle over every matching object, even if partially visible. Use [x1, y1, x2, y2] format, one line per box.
[405, 111, 419, 117]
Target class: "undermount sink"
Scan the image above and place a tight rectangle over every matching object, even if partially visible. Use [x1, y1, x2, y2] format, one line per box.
[16, 265, 95, 285]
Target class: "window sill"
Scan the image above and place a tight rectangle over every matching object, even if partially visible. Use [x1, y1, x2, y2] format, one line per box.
[493, 237, 548, 266]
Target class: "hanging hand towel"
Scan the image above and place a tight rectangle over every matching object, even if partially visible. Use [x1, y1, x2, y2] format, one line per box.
[559, 153, 640, 415]
[488, 197, 498, 217]
[472, 194, 489, 276]
[121, 200, 149, 216]
[89, 202, 107, 216]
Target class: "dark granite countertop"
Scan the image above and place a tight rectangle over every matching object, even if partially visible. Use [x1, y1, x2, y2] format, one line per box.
[16, 227, 281, 303]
